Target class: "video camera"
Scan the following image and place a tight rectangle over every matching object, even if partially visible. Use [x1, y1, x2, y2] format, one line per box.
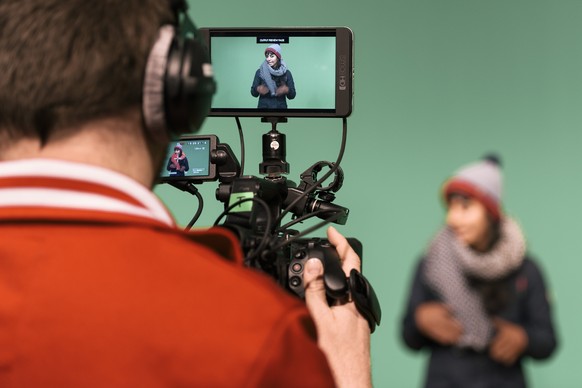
[158, 26, 381, 332]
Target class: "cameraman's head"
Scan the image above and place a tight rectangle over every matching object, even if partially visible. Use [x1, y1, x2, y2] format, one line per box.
[0, 0, 176, 185]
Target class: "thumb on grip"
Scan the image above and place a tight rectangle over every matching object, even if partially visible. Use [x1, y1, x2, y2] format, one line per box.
[304, 258, 324, 282]
[303, 258, 328, 312]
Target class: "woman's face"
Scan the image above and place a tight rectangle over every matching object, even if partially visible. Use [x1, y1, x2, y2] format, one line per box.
[174, 148, 182, 156]
[265, 52, 279, 68]
[446, 195, 491, 250]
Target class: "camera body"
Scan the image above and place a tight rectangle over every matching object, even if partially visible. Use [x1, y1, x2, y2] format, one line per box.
[159, 134, 350, 297]
[215, 171, 353, 298]
[160, 131, 380, 331]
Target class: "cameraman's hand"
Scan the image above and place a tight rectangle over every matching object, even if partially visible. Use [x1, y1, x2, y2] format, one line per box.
[303, 226, 372, 388]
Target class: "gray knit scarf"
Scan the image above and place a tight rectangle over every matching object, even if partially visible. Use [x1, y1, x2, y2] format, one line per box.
[259, 60, 288, 96]
[423, 217, 526, 351]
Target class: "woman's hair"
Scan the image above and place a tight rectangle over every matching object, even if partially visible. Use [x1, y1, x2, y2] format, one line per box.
[448, 192, 511, 314]
[174, 148, 183, 156]
[0, 0, 174, 142]
[471, 218, 511, 315]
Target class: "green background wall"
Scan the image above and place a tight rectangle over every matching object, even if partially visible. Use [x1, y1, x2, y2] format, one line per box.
[155, 1, 581, 386]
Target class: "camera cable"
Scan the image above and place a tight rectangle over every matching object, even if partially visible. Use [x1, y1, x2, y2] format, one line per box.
[168, 181, 204, 231]
[212, 196, 273, 264]
[234, 116, 245, 175]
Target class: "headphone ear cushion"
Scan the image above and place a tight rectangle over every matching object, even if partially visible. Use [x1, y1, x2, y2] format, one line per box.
[142, 25, 175, 138]
[165, 38, 215, 133]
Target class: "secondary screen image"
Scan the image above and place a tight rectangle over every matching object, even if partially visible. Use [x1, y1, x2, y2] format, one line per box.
[160, 139, 211, 178]
[210, 34, 336, 112]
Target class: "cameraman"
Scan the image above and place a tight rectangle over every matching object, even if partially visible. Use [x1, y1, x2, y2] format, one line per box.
[0, 1, 371, 387]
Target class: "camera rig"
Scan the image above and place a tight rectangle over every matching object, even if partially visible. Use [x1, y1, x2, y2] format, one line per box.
[167, 117, 381, 332]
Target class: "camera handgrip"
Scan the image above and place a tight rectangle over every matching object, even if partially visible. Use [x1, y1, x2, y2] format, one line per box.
[288, 239, 382, 333]
[288, 239, 349, 299]
[313, 245, 349, 299]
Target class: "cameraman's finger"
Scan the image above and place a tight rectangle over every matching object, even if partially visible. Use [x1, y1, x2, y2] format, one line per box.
[326, 226, 361, 274]
[303, 258, 329, 321]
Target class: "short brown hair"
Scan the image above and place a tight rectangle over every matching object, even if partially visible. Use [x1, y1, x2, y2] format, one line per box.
[0, 0, 174, 141]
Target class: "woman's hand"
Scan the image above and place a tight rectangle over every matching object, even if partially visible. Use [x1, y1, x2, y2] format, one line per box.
[256, 84, 269, 95]
[489, 317, 528, 365]
[275, 85, 289, 96]
[415, 302, 463, 345]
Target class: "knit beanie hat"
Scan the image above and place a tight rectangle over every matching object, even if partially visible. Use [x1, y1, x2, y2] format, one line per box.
[265, 44, 282, 59]
[443, 154, 503, 220]
[174, 143, 183, 150]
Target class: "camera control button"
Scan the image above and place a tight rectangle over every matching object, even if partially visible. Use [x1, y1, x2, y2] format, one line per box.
[290, 276, 302, 288]
[294, 250, 307, 259]
[291, 263, 303, 273]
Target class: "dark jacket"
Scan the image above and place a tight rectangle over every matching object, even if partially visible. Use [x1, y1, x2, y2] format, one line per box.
[250, 69, 296, 109]
[401, 257, 557, 388]
[166, 155, 189, 176]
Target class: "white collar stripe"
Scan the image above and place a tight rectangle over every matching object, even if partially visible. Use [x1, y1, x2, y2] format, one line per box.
[0, 187, 173, 226]
[0, 159, 174, 226]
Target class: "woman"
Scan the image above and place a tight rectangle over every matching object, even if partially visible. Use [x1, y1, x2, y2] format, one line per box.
[166, 143, 189, 177]
[250, 43, 296, 109]
[401, 155, 557, 388]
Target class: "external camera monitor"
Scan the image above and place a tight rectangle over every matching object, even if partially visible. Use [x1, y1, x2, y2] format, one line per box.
[159, 135, 217, 182]
[199, 27, 354, 118]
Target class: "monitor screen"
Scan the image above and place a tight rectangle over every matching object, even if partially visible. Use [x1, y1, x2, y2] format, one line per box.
[199, 27, 353, 118]
[159, 136, 217, 181]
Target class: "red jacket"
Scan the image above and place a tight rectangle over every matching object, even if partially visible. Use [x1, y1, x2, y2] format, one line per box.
[0, 159, 335, 387]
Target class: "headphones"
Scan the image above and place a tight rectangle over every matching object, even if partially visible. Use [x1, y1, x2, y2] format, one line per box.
[142, 0, 216, 137]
